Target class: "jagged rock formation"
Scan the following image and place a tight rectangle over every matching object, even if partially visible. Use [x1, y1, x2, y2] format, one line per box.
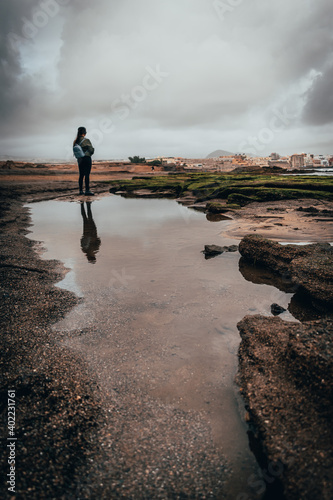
[239, 234, 333, 307]
[237, 315, 333, 500]
[237, 235, 333, 499]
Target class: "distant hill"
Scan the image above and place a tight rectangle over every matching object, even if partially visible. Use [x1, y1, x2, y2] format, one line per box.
[206, 149, 234, 159]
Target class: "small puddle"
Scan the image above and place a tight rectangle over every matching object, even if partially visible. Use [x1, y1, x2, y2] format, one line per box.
[27, 195, 297, 498]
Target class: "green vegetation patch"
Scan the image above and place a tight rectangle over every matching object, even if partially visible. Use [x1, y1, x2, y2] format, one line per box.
[108, 173, 333, 204]
[109, 176, 185, 196]
[206, 202, 241, 213]
[227, 193, 257, 206]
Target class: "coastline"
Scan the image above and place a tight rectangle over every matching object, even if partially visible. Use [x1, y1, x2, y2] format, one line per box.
[236, 235, 333, 499]
[0, 186, 108, 498]
[1, 171, 332, 498]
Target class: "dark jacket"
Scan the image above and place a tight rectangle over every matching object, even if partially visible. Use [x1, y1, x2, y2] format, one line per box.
[77, 137, 95, 157]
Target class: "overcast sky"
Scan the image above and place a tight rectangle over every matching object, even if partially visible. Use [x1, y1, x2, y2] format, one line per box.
[1, 0, 332, 160]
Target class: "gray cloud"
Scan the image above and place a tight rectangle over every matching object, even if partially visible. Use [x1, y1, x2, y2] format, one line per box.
[0, 0, 38, 119]
[303, 63, 333, 125]
[0, 0, 332, 159]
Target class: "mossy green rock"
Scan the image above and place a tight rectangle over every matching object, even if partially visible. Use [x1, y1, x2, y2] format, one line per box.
[206, 202, 240, 213]
[108, 173, 333, 205]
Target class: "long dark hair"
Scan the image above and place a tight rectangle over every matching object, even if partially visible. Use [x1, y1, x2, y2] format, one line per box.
[73, 126, 87, 146]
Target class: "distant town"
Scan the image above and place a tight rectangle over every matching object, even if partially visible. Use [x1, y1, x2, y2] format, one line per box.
[1, 151, 332, 174]
[137, 152, 333, 172]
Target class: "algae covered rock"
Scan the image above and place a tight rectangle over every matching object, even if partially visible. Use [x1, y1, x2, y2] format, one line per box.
[205, 202, 240, 213]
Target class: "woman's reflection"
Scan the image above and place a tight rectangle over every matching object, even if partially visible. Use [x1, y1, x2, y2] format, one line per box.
[80, 202, 101, 263]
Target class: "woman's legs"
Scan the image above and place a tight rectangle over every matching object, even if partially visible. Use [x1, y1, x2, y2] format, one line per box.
[78, 157, 92, 193]
[84, 157, 92, 192]
[78, 162, 85, 192]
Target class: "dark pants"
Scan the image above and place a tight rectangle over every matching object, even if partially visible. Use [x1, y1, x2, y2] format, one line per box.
[78, 156, 92, 192]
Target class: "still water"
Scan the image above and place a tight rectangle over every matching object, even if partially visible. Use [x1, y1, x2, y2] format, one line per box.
[27, 195, 295, 498]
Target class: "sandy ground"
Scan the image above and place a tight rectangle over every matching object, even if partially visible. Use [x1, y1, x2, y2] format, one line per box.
[219, 199, 333, 242]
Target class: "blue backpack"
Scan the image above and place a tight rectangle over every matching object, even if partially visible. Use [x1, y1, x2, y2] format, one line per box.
[73, 137, 86, 159]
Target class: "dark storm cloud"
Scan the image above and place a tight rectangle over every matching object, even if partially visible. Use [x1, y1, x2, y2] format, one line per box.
[303, 64, 333, 125]
[0, 0, 38, 119]
[278, 0, 333, 126]
[299, 0, 333, 126]
[0, 0, 332, 157]
[0, 1, 78, 138]
[269, 0, 333, 81]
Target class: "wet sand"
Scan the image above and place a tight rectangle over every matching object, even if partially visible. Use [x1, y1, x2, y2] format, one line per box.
[220, 199, 333, 242]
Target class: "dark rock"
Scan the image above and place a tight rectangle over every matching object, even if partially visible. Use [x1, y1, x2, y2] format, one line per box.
[238, 235, 333, 496]
[270, 303, 286, 315]
[206, 202, 240, 214]
[239, 234, 333, 307]
[203, 245, 224, 256]
[203, 244, 238, 257]
[206, 213, 232, 222]
[237, 315, 333, 500]
[3, 160, 14, 169]
[239, 258, 321, 322]
[296, 207, 333, 218]
[296, 206, 319, 213]
[223, 244, 238, 252]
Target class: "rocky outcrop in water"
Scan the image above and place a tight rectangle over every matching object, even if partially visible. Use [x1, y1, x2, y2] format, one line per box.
[237, 235, 333, 499]
[205, 202, 240, 213]
[238, 234, 333, 308]
[237, 315, 333, 500]
[202, 244, 238, 258]
[270, 303, 286, 315]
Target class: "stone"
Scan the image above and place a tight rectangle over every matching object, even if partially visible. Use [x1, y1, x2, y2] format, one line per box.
[270, 303, 286, 315]
[203, 245, 224, 256]
[223, 245, 238, 253]
[205, 202, 239, 214]
[206, 213, 232, 222]
[203, 244, 238, 257]
[237, 315, 333, 500]
[296, 206, 319, 213]
[239, 234, 333, 307]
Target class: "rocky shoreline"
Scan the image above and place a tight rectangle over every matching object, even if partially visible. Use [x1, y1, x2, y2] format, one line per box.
[237, 235, 333, 500]
[0, 185, 112, 498]
[239, 235, 333, 308]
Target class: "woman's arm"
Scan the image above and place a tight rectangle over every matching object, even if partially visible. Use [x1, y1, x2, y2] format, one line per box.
[81, 138, 95, 156]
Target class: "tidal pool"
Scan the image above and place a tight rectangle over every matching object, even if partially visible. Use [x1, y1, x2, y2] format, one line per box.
[27, 195, 296, 498]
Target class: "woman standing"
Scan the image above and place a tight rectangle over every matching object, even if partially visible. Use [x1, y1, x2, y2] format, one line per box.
[73, 127, 95, 195]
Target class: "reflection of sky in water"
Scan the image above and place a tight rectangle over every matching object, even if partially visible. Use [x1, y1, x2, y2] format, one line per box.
[285, 170, 333, 176]
[26, 196, 297, 323]
[55, 258, 83, 297]
[24, 193, 308, 494]
[26, 196, 211, 294]
[28, 197, 203, 241]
